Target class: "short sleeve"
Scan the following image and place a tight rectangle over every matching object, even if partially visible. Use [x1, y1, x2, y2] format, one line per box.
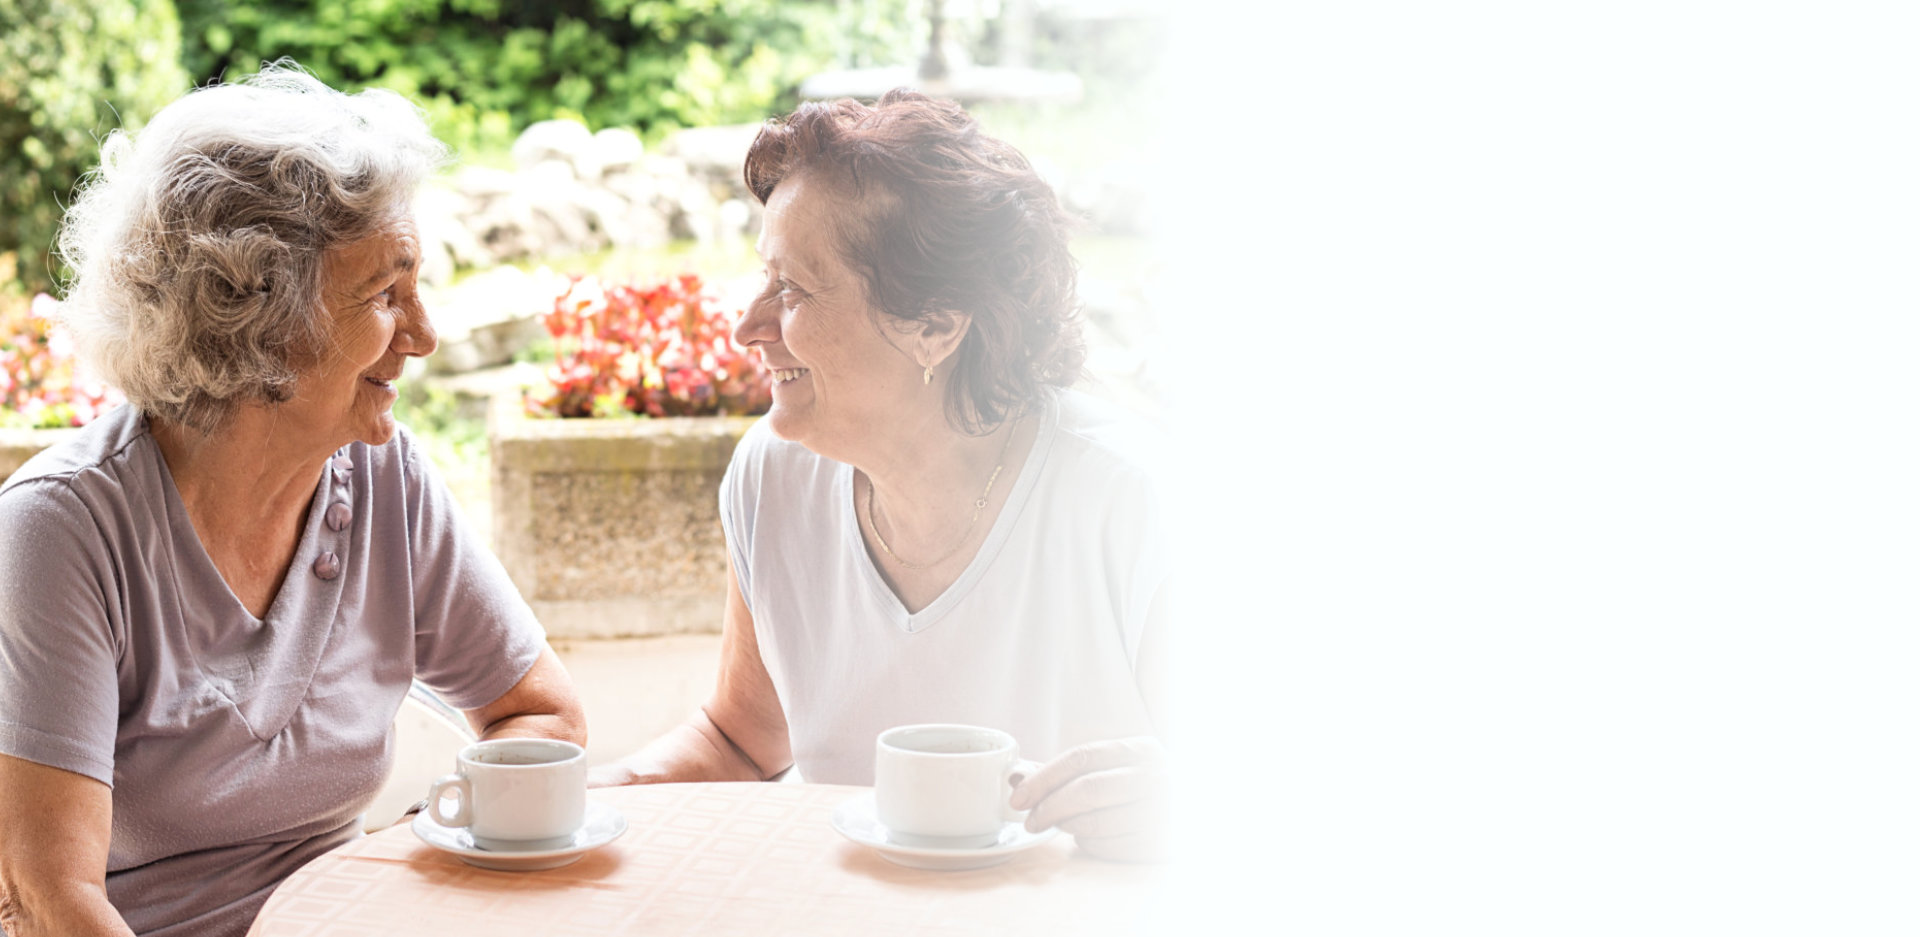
[396, 429, 545, 711]
[718, 420, 770, 614]
[0, 480, 122, 785]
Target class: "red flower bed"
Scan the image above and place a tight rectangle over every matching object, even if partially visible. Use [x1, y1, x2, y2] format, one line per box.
[0, 294, 123, 428]
[528, 273, 771, 419]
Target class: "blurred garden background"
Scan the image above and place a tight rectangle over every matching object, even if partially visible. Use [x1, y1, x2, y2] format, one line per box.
[0, 0, 1172, 781]
[2, 0, 1168, 514]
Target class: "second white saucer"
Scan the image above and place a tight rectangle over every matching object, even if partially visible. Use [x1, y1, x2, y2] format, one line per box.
[411, 800, 628, 871]
[830, 791, 1057, 871]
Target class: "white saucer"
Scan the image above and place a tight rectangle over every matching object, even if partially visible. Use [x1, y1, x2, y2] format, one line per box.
[411, 801, 627, 871]
[830, 791, 1057, 871]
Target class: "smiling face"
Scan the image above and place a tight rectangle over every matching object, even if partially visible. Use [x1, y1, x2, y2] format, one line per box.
[734, 175, 925, 457]
[286, 215, 436, 450]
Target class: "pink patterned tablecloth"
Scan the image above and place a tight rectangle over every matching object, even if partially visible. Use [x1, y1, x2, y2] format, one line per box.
[248, 782, 1167, 936]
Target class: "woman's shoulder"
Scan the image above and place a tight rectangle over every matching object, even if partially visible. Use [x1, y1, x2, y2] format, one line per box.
[0, 406, 162, 530]
[1046, 388, 1170, 492]
[0, 409, 154, 566]
[0, 405, 152, 497]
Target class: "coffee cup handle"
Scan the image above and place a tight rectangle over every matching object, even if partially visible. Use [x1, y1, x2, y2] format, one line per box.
[426, 773, 471, 828]
[1003, 758, 1043, 822]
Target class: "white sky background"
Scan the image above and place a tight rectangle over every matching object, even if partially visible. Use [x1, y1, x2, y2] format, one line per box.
[1154, 2, 1919, 933]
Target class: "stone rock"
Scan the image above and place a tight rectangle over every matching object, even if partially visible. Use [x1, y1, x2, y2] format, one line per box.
[620, 203, 673, 252]
[520, 160, 599, 253]
[668, 182, 720, 242]
[424, 266, 568, 375]
[658, 123, 762, 179]
[638, 153, 691, 185]
[401, 121, 765, 283]
[601, 168, 655, 204]
[413, 240, 455, 292]
[413, 184, 489, 273]
[579, 127, 644, 180]
[578, 189, 635, 246]
[453, 165, 518, 199]
[469, 191, 544, 261]
[717, 199, 752, 241]
[511, 119, 595, 172]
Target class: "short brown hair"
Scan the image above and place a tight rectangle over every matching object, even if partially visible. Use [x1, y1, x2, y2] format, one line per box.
[743, 89, 1085, 434]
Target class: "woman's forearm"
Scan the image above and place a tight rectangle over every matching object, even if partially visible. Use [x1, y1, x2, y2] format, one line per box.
[476, 710, 587, 746]
[592, 710, 773, 786]
[463, 647, 588, 746]
[0, 759, 130, 937]
[0, 880, 136, 937]
[589, 558, 791, 789]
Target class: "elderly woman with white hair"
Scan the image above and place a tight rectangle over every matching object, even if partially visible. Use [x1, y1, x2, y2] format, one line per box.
[0, 66, 585, 937]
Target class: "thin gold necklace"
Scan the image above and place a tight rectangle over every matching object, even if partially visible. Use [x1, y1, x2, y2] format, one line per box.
[866, 420, 1020, 570]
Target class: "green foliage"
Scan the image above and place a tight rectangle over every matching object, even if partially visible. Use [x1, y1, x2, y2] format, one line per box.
[391, 381, 486, 463]
[175, 0, 919, 149]
[0, 0, 190, 292]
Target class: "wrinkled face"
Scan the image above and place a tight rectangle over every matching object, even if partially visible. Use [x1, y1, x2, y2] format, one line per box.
[734, 175, 920, 456]
[290, 215, 436, 450]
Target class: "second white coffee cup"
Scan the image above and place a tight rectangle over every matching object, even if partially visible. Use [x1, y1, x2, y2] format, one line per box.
[874, 724, 1038, 849]
[428, 738, 586, 852]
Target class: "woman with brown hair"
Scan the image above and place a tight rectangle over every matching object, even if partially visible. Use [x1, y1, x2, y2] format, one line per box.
[596, 90, 1169, 861]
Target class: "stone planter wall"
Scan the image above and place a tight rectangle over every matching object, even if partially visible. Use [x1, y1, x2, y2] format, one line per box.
[489, 393, 756, 640]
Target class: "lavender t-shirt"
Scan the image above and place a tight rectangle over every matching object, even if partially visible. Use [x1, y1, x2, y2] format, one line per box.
[0, 406, 545, 937]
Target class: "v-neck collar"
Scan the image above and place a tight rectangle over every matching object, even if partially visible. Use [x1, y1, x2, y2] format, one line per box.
[840, 391, 1060, 633]
[149, 426, 351, 742]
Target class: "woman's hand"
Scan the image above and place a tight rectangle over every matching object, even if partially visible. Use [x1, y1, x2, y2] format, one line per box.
[1008, 736, 1172, 863]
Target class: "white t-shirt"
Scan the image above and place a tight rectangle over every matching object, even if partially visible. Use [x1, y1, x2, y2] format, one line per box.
[720, 388, 1165, 784]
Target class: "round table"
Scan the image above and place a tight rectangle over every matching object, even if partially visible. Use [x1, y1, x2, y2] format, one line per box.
[247, 782, 1168, 936]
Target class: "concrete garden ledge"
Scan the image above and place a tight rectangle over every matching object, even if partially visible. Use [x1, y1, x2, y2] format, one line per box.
[489, 392, 756, 640]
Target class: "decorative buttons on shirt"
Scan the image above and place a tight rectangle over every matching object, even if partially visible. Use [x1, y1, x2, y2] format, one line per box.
[319, 450, 351, 583]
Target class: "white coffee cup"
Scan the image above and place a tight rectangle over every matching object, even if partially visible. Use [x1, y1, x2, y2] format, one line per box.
[874, 724, 1039, 849]
[427, 738, 586, 851]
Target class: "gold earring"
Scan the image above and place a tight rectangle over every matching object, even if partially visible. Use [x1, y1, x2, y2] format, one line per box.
[923, 366, 932, 385]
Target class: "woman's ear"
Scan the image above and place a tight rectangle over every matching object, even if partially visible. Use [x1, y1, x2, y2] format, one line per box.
[913, 309, 973, 373]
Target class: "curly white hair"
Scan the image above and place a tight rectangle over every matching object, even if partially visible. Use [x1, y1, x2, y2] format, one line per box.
[55, 61, 447, 429]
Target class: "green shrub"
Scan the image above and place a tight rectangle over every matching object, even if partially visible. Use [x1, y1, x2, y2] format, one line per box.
[175, 0, 919, 147]
[0, 0, 190, 292]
